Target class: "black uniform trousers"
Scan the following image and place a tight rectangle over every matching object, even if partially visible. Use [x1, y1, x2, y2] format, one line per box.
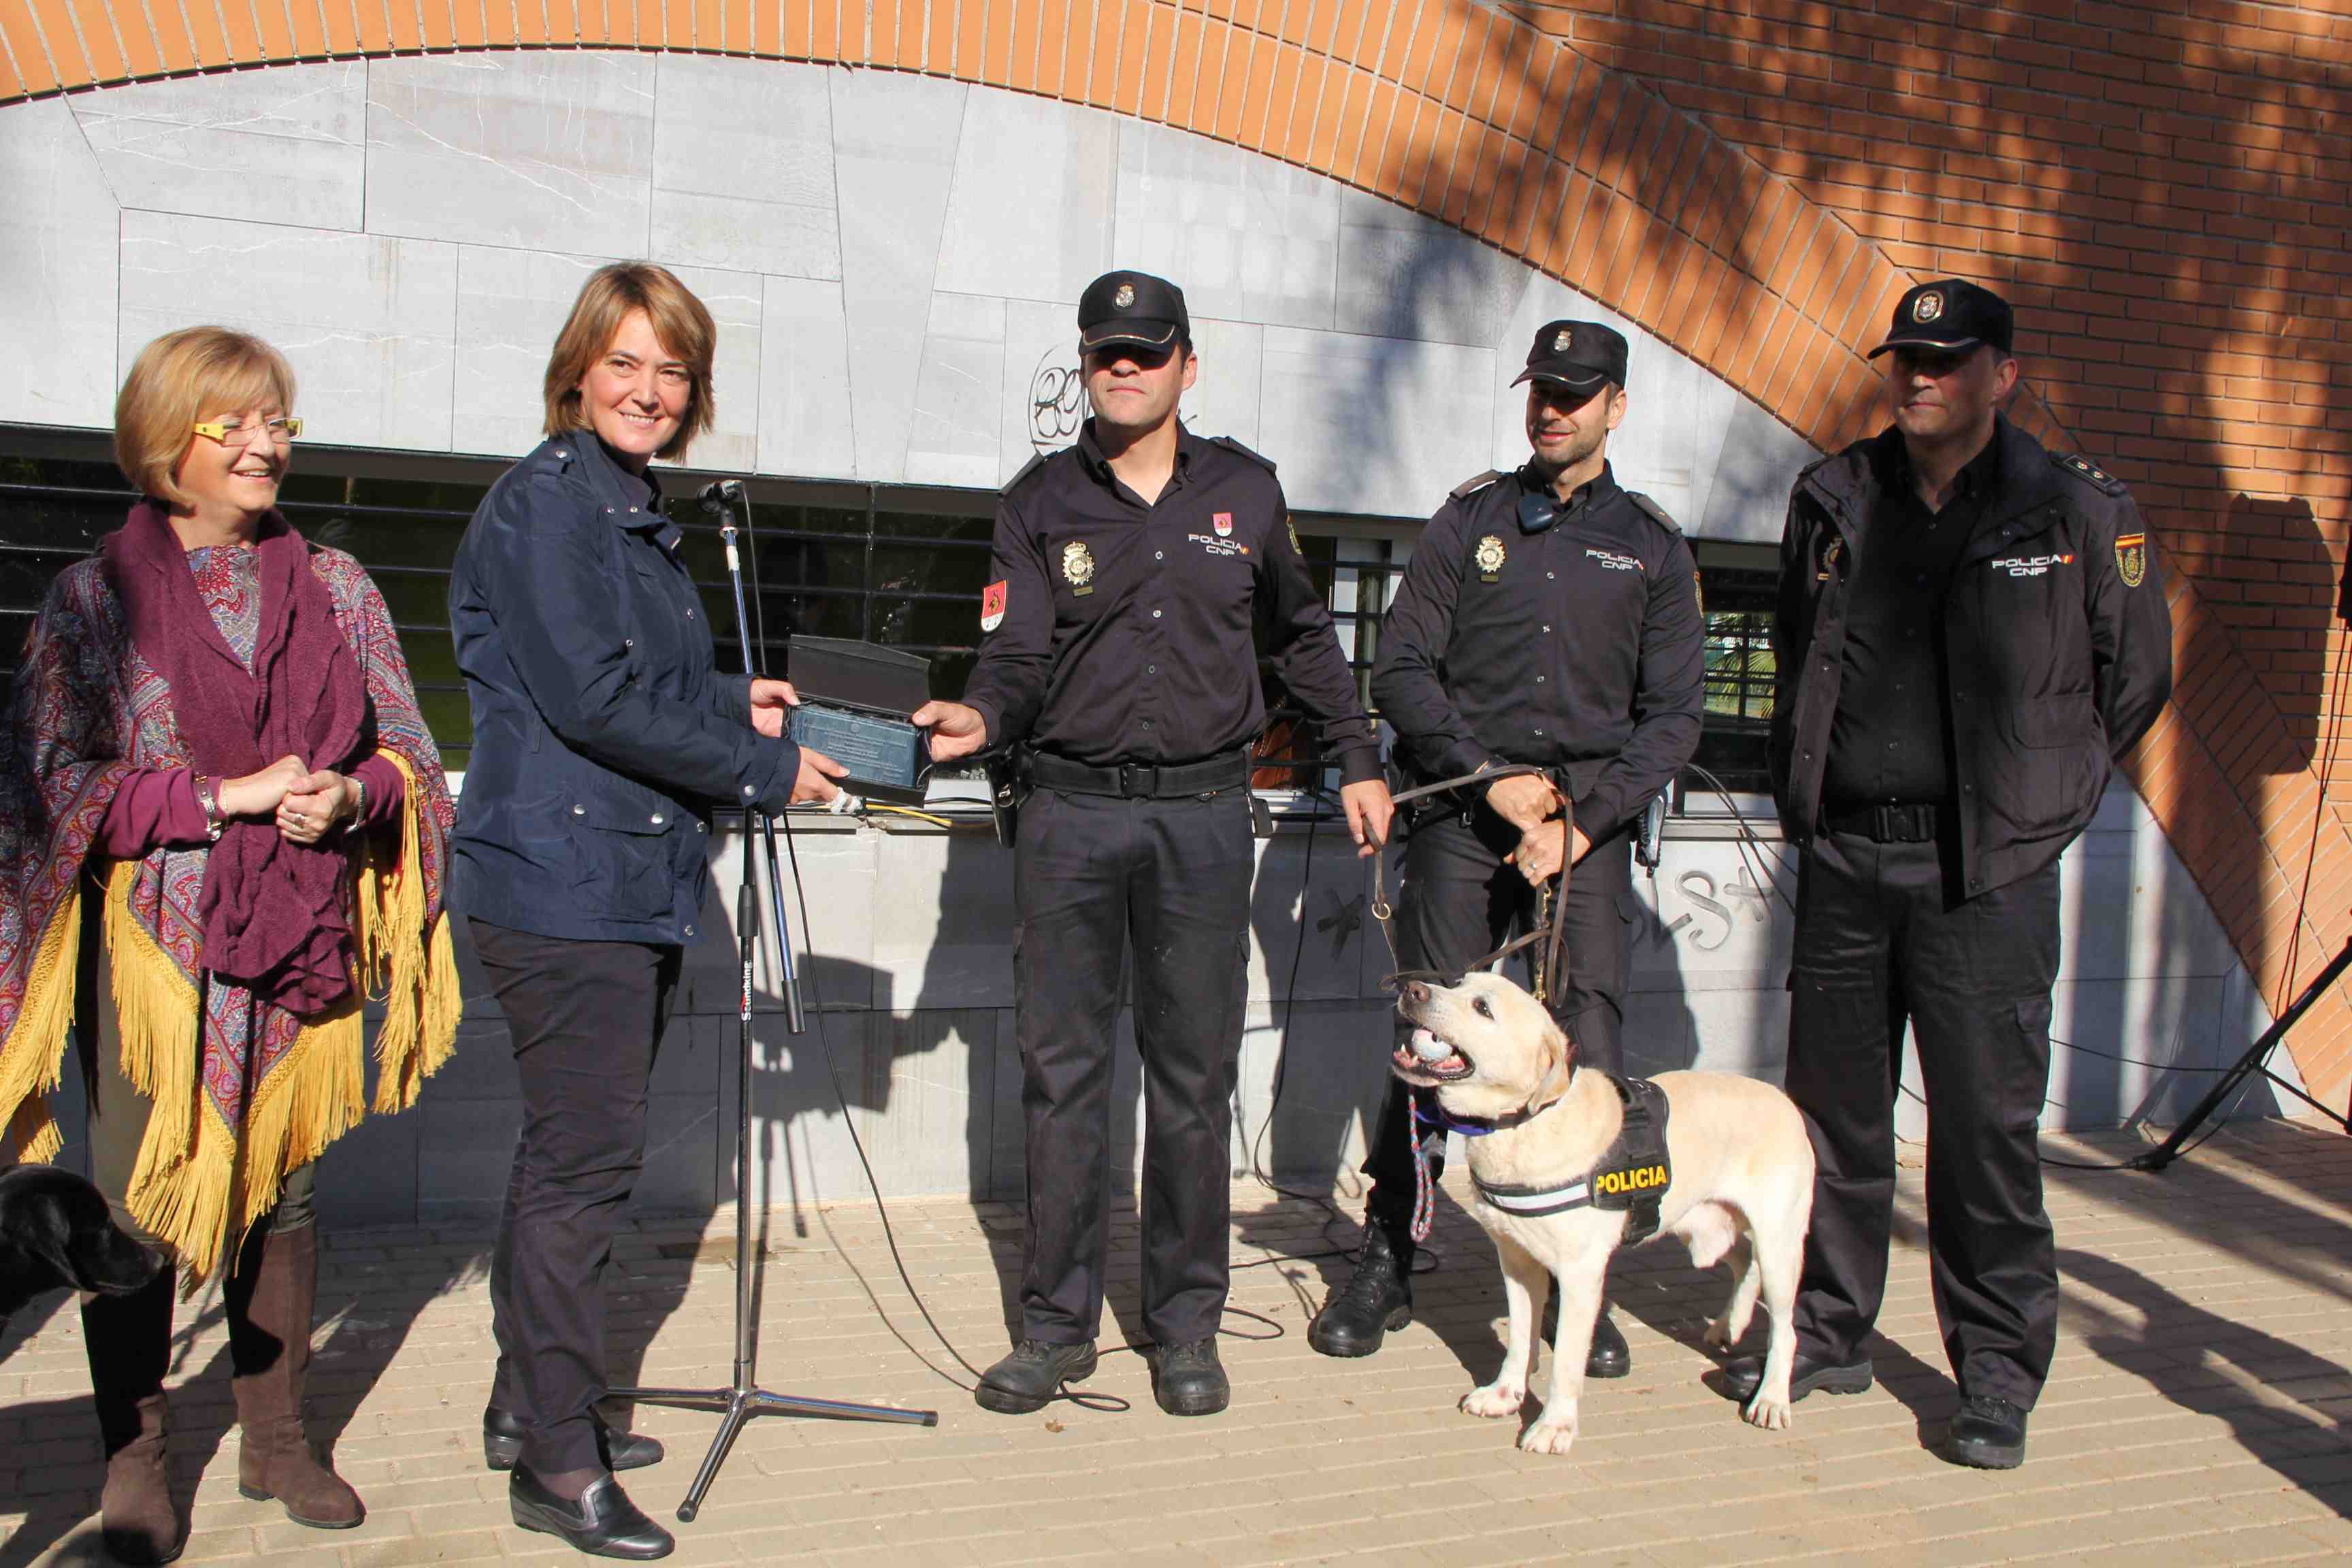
[1784, 830, 2060, 1408]
[1362, 807, 1633, 1239]
[1013, 785, 1255, 1348]
[470, 918, 683, 1475]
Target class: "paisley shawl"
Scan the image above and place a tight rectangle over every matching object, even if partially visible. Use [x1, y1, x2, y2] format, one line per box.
[0, 542, 459, 1279]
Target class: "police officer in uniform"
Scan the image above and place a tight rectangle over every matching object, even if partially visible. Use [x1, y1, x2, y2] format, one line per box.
[915, 271, 1394, 1418]
[1307, 321, 1705, 1373]
[1719, 280, 2172, 1469]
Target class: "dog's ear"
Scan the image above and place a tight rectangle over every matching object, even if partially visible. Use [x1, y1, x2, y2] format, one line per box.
[1532, 1015, 1575, 1103]
[5, 1194, 84, 1296]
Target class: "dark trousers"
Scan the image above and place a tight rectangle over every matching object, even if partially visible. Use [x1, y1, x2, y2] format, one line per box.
[1013, 785, 1254, 1348]
[1784, 832, 2060, 1407]
[1362, 808, 1633, 1239]
[470, 918, 683, 1474]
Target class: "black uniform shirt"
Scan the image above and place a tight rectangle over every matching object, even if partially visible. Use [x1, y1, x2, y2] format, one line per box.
[1371, 461, 1705, 833]
[961, 423, 1380, 783]
[1821, 434, 2002, 809]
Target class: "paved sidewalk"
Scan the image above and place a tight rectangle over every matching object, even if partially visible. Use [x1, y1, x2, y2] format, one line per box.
[8, 1117, 2352, 1566]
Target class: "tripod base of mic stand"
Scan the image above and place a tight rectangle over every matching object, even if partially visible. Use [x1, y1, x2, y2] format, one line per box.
[610, 1383, 938, 1522]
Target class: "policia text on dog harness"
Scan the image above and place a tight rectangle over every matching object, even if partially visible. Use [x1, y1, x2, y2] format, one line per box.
[1467, 1074, 1673, 1244]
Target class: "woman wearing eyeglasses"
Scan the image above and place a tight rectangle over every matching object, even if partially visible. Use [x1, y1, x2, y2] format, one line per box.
[0, 326, 459, 1563]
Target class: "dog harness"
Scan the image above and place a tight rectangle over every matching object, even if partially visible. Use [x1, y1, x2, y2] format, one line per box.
[1456, 1075, 1674, 1245]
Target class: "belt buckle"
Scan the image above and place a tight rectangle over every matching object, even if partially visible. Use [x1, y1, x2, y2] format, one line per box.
[1871, 803, 1929, 842]
[1120, 762, 1157, 798]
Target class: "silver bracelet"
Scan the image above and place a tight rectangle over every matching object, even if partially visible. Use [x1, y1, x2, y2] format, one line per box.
[193, 774, 226, 842]
[342, 774, 367, 832]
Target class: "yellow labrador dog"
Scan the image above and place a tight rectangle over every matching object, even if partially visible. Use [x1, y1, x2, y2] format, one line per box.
[1392, 971, 1813, 1455]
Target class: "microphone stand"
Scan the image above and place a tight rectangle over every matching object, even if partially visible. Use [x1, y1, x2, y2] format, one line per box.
[2129, 933, 2352, 1172]
[610, 481, 936, 1524]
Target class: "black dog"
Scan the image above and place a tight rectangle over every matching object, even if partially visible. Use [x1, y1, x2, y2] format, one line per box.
[0, 1164, 164, 1330]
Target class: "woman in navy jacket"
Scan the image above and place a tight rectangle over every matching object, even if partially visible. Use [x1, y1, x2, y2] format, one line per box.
[448, 262, 840, 1560]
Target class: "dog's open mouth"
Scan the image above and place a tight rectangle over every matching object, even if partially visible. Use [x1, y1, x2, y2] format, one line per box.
[1392, 1026, 1475, 1085]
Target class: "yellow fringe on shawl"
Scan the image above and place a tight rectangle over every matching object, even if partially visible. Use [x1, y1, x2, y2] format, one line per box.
[101, 751, 458, 1280]
[356, 750, 460, 1115]
[0, 877, 80, 1166]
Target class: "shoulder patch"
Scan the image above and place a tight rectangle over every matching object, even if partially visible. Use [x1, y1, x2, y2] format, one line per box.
[1449, 469, 1505, 502]
[1209, 434, 1278, 474]
[2055, 450, 2126, 496]
[1003, 450, 1054, 496]
[1624, 490, 1682, 534]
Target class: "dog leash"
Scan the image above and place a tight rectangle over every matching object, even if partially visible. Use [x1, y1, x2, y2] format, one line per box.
[1369, 764, 1575, 1243]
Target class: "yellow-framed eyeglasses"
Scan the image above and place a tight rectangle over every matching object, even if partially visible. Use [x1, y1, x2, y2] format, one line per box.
[191, 414, 303, 447]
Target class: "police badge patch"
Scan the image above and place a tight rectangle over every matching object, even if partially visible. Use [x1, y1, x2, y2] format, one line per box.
[1475, 534, 1506, 582]
[1113, 281, 1136, 309]
[2115, 532, 2147, 589]
[981, 578, 1008, 632]
[1062, 540, 1096, 596]
[1914, 290, 1944, 323]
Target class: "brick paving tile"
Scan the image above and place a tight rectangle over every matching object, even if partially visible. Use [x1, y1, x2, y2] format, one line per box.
[9, 1118, 2352, 1563]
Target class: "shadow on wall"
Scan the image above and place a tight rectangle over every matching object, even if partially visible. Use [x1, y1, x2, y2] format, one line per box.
[2056, 494, 2335, 1133]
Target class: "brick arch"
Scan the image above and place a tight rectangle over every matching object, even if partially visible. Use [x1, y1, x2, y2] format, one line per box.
[8, 0, 2349, 1111]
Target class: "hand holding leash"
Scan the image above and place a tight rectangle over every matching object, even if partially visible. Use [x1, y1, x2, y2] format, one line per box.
[1340, 777, 1394, 859]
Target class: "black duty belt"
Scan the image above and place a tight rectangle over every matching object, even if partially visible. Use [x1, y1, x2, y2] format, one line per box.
[1821, 801, 1942, 843]
[1023, 748, 1252, 800]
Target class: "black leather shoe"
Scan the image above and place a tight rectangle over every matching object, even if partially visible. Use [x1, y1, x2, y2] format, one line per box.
[975, 1340, 1098, 1415]
[1150, 1339, 1230, 1417]
[1945, 1394, 2028, 1469]
[483, 1407, 665, 1474]
[509, 1467, 673, 1561]
[1539, 1295, 1633, 1378]
[1720, 1351, 1873, 1403]
[1583, 1309, 1631, 1379]
[1307, 1228, 1413, 1358]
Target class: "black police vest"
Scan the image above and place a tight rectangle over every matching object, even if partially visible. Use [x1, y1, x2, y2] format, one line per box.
[1471, 1074, 1673, 1244]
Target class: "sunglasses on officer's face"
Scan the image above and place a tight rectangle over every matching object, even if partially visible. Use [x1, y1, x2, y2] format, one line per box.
[1083, 343, 1180, 373]
[1889, 345, 1988, 379]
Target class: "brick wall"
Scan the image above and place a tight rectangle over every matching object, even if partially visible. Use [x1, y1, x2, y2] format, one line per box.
[6, 0, 2349, 1109]
[1508, 0, 2352, 1102]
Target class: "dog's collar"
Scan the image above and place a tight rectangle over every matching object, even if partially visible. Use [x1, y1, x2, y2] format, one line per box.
[1412, 1067, 1572, 1139]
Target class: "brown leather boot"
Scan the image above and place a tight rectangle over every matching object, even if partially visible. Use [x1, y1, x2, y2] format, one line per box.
[80, 1269, 186, 1565]
[225, 1221, 363, 1529]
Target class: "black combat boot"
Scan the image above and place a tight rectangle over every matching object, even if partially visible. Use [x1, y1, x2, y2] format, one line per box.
[1307, 1226, 1414, 1358]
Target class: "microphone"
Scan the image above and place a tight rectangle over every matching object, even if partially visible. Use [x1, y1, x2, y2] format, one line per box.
[698, 478, 745, 515]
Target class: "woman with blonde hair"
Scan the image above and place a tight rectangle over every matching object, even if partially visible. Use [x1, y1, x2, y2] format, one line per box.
[0, 327, 459, 1561]
[448, 261, 839, 1559]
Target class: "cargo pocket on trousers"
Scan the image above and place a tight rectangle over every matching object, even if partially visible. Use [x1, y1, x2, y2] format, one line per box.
[2006, 992, 2057, 1135]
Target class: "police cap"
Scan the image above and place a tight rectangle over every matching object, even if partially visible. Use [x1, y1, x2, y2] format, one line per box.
[1512, 319, 1629, 397]
[1870, 278, 2014, 358]
[1078, 270, 1191, 355]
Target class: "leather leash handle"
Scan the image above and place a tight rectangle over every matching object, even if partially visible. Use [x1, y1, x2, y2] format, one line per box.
[1543, 793, 1573, 1015]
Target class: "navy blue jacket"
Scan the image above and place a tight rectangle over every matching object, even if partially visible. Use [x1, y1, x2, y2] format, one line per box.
[448, 435, 801, 944]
